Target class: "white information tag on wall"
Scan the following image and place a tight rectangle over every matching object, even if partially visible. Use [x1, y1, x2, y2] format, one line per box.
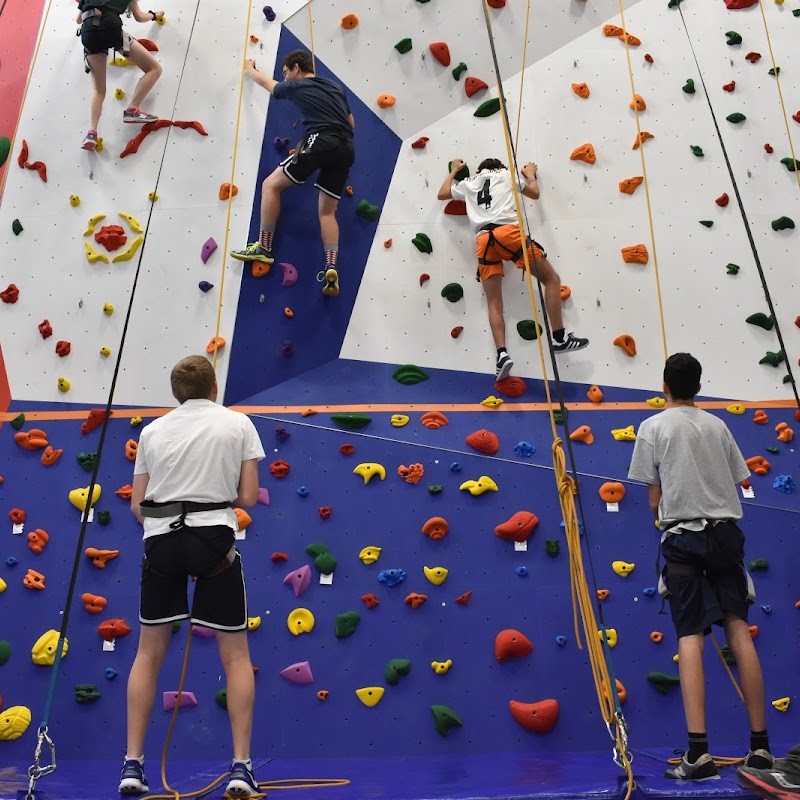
[235, 530, 246, 541]
[12, 524, 24, 535]
[319, 573, 333, 585]
[86, 509, 94, 523]
[514, 541, 528, 552]
[742, 487, 755, 499]
[606, 502, 619, 512]
[103, 639, 116, 652]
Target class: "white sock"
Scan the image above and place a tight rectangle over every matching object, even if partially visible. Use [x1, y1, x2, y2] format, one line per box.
[125, 755, 144, 765]
[233, 758, 253, 771]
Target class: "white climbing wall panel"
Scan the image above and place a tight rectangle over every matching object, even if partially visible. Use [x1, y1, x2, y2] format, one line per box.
[340, 0, 800, 401]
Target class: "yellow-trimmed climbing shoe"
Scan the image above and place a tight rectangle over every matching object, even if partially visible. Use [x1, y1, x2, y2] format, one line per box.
[321, 267, 340, 297]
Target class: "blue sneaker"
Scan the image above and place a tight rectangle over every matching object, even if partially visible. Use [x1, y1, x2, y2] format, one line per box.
[118, 759, 149, 795]
[226, 761, 259, 797]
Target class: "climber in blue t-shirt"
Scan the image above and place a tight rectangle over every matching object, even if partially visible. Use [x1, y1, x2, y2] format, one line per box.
[230, 49, 355, 298]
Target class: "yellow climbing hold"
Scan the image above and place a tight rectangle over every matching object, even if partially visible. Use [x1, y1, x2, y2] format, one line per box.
[247, 616, 261, 631]
[0, 706, 32, 741]
[612, 560, 635, 577]
[69, 195, 81, 208]
[112, 235, 143, 263]
[156, 14, 166, 24]
[390, 414, 410, 427]
[95, 137, 104, 153]
[353, 463, 386, 484]
[148, 191, 159, 202]
[119, 212, 143, 233]
[0, 577, 6, 593]
[131, 416, 143, 427]
[611, 425, 637, 441]
[727, 403, 746, 415]
[646, 397, 665, 408]
[114, 88, 125, 100]
[673, 653, 680, 663]
[287, 608, 315, 636]
[431, 659, 453, 675]
[355, 686, 385, 707]
[84, 214, 106, 236]
[772, 697, 790, 712]
[459, 476, 499, 495]
[100, 347, 111, 357]
[103, 303, 114, 316]
[32, 630, 68, 666]
[359, 546, 382, 565]
[57, 377, 71, 393]
[85, 241, 110, 264]
[68, 484, 102, 512]
[110, 55, 133, 66]
[423, 566, 449, 586]
[480, 395, 504, 409]
[598, 628, 618, 648]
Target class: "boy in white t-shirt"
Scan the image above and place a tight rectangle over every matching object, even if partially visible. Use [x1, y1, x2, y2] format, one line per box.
[438, 157, 588, 380]
[121, 356, 266, 798]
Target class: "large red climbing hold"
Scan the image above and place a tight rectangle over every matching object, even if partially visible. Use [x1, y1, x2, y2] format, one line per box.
[26, 161, 47, 182]
[1, 284, 19, 304]
[18, 139, 28, 168]
[495, 629, 534, 662]
[465, 77, 489, 98]
[465, 429, 500, 455]
[494, 376, 527, 397]
[82, 408, 108, 435]
[494, 511, 539, 543]
[745, 52, 761, 63]
[95, 225, 128, 252]
[716, 193, 730, 207]
[486, 0, 506, 7]
[429, 42, 451, 67]
[444, 199, 467, 215]
[269, 460, 290, 478]
[509, 699, 560, 734]
[724, 0, 758, 8]
[97, 618, 132, 642]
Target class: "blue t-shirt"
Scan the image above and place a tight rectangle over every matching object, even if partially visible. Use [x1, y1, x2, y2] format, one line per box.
[272, 76, 353, 135]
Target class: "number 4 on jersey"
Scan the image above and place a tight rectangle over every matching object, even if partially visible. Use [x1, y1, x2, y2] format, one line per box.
[477, 179, 492, 209]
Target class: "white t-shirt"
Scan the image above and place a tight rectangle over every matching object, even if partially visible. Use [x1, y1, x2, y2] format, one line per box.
[450, 168, 526, 233]
[133, 399, 266, 538]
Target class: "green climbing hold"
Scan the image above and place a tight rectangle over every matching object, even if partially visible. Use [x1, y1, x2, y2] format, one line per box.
[394, 38, 413, 54]
[215, 688, 228, 709]
[771, 216, 795, 231]
[474, 98, 501, 118]
[0, 136, 10, 169]
[75, 684, 101, 703]
[768, 67, 780, 76]
[725, 31, 743, 46]
[545, 539, 560, 557]
[726, 113, 746, 124]
[766, 446, 780, 454]
[720, 644, 736, 666]
[726, 263, 740, 275]
[452, 62, 467, 81]
[431, 705, 463, 736]
[356, 199, 381, 222]
[448, 161, 469, 181]
[428, 485, 443, 494]
[667, 0, 683, 7]
[784, 375, 794, 384]
[690, 145, 704, 157]
[331, 413, 372, 430]
[172, 621, 182, 634]
[0, 640, 11, 666]
[749, 558, 769, 571]
[10, 413, 25, 431]
[746, 313, 774, 331]
[552, 406, 569, 425]
[97, 510, 111, 526]
[12, 219, 22, 236]
[781, 158, 800, 172]
[77, 452, 98, 472]
[516, 320, 543, 341]
[759, 350, 785, 367]
[699, 220, 714, 228]
[412, 233, 433, 253]
[682, 79, 696, 94]
[441, 283, 464, 303]
[647, 672, 681, 695]
[305, 543, 330, 558]
[793, 7, 800, 16]
[334, 611, 361, 639]
[306, 543, 338, 575]
[385, 658, 412, 686]
[393, 364, 429, 384]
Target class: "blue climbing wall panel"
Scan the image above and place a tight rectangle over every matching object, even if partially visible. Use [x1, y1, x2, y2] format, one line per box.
[225, 28, 401, 406]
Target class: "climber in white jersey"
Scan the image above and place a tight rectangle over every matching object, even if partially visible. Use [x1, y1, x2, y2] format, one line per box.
[438, 157, 589, 381]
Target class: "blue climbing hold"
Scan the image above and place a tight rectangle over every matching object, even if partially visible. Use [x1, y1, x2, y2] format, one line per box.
[449, 462, 462, 472]
[514, 441, 535, 457]
[773, 474, 796, 494]
[378, 568, 407, 587]
[761, 604, 772, 615]
[516, 566, 528, 577]
[105, 668, 119, 680]
[5, 557, 18, 567]
[297, 486, 310, 497]
[560, 520, 585, 536]
[555, 635, 567, 647]
[643, 587, 656, 597]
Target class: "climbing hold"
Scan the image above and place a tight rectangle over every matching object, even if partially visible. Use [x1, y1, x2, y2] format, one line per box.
[112, 235, 144, 263]
[411, 233, 433, 254]
[495, 511, 539, 543]
[746, 455, 772, 475]
[749, 558, 769, 571]
[31, 630, 68, 666]
[545, 540, 560, 557]
[0, 284, 19, 303]
[12, 219, 23, 236]
[760, 350, 786, 367]
[423, 566, 448, 586]
[429, 42, 451, 66]
[509, 699, 559, 734]
[768, 67, 781, 76]
[612, 560, 635, 577]
[85, 548, 119, 569]
[397, 464, 425, 484]
[465, 77, 489, 97]
[318, 506, 331, 520]
[286, 608, 315, 636]
[339, 444, 355, 456]
[280, 661, 314, 684]
[570, 426, 594, 444]
[650, 631, 664, 643]
[356, 199, 381, 221]
[355, 687, 385, 707]
[599, 483, 626, 503]
[81, 592, 108, 613]
[716, 193, 730, 207]
[390, 414, 410, 427]
[0, 136, 10, 168]
[306, 544, 337, 575]
[495, 376, 527, 397]
[334, 611, 361, 639]
[772, 697, 790, 712]
[359, 546, 382, 564]
[753, 410, 769, 424]
[682, 78, 696, 94]
[283, 565, 312, 597]
[726, 31, 743, 45]
[690, 145, 704, 157]
[15, 428, 49, 450]
[449, 462, 462, 472]
[776, 422, 794, 442]
[0, 706, 32, 741]
[361, 593, 380, 609]
[422, 517, 449, 540]
[648, 672, 681, 694]
[332, 413, 372, 430]
[613, 335, 636, 357]
[271, 552, 288, 562]
[97, 618, 131, 641]
[70, 195, 81, 207]
[198, 281, 214, 293]
[25, 160, 48, 182]
[218, 183, 238, 201]
[629, 94, 646, 111]
[441, 283, 464, 302]
[411, 137, 429, 150]
[771, 216, 795, 231]
[340, 13, 358, 28]
[75, 685, 101, 704]
[420, 411, 449, 428]
[633, 132, 654, 149]
[773, 475, 796, 494]
[444, 199, 467, 216]
[781, 157, 800, 172]
[619, 176, 643, 195]
[404, 591, 427, 608]
[23, 569, 45, 590]
[395, 38, 413, 54]
[466, 429, 500, 454]
[622, 244, 651, 266]
[9, 508, 26, 525]
[474, 98, 501, 118]
[727, 113, 747, 124]
[385, 659, 412, 685]
[726, 263, 740, 274]
[452, 62, 467, 80]
[572, 82, 590, 99]
[495, 629, 533, 662]
[28, 529, 50, 554]
[353, 463, 386, 484]
[431, 660, 453, 675]
[77, 452, 98, 472]
[431, 705, 463, 736]
[378, 569, 407, 588]
[263, 6, 276, 20]
[460, 476, 499, 495]
[377, 94, 396, 109]
[723, 80, 736, 92]
[646, 397, 666, 408]
[516, 320, 543, 341]
[69, 484, 102, 512]
[455, 591, 472, 606]
[513, 441, 535, 457]
[570, 143, 596, 164]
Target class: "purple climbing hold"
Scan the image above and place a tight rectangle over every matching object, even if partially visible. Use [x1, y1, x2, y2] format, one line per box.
[276, 426, 291, 442]
[281, 340, 294, 357]
[162, 691, 198, 711]
[280, 262, 298, 287]
[280, 660, 313, 684]
[191, 626, 215, 639]
[283, 564, 312, 597]
[257, 487, 271, 506]
[263, 5, 276, 21]
[201, 237, 218, 264]
[198, 281, 214, 292]
[274, 136, 290, 150]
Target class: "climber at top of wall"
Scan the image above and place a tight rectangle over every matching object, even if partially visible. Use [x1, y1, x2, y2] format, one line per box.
[230, 49, 356, 298]
[76, 0, 164, 151]
[437, 158, 589, 381]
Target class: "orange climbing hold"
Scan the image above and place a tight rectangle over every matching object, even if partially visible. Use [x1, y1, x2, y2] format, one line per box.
[619, 176, 643, 195]
[27, 529, 50, 554]
[420, 411, 449, 429]
[603, 24, 624, 36]
[451, 326, 463, 339]
[494, 376, 527, 397]
[633, 131, 654, 149]
[587, 385, 604, 404]
[621, 244, 649, 265]
[218, 183, 239, 201]
[570, 426, 594, 445]
[465, 77, 488, 98]
[252, 262, 270, 278]
[116, 485, 133, 500]
[206, 337, 226, 353]
[284, 308, 294, 318]
[748, 625, 759, 639]
[745, 455, 771, 475]
[629, 94, 646, 111]
[650, 631, 663, 643]
[571, 82, 590, 99]
[613, 335, 636, 357]
[455, 591, 472, 605]
[429, 42, 451, 66]
[619, 32, 641, 46]
[40, 446, 63, 466]
[340, 13, 358, 28]
[397, 464, 425, 484]
[570, 144, 596, 164]
[601, 679, 627, 705]
[599, 482, 626, 503]
[560, 285, 571, 301]
[422, 517, 449, 540]
[404, 592, 428, 609]
[509, 699, 560, 734]
[384, 239, 392, 249]
[495, 629, 534, 662]
[23, 569, 45, 590]
[81, 592, 108, 613]
[125, 439, 138, 461]
[377, 94, 396, 108]
[234, 508, 252, 530]
[14, 429, 48, 450]
[753, 410, 769, 425]
[596, 589, 610, 600]
[316, 690, 330, 701]
[776, 422, 794, 443]
[465, 429, 500, 454]
[85, 548, 120, 568]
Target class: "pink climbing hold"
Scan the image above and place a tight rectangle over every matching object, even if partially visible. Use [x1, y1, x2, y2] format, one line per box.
[191, 626, 216, 638]
[280, 262, 298, 287]
[257, 487, 271, 506]
[162, 691, 198, 711]
[283, 564, 312, 597]
[280, 660, 314, 684]
[201, 238, 217, 264]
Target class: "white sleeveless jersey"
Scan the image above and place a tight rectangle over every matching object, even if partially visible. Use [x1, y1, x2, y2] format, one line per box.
[449, 168, 526, 232]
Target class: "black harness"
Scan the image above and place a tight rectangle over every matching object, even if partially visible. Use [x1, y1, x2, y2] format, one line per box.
[476, 223, 535, 282]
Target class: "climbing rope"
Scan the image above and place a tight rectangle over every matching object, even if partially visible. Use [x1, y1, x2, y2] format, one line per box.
[479, 2, 634, 795]
[306, 0, 316, 73]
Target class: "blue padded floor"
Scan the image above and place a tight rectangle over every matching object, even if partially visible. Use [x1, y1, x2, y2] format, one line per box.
[1, 751, 762, 800]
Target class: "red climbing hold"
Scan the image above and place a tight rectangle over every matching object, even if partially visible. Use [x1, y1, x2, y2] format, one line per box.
[725, 0, 758, 8]
[271, 552, 289, 563]
[17, 139, 28, 168]
[509, 699, 560, 734]
[38, 320, 53, 339]
[745, 52, 761, 63]
[495, 629, 534, 662]
[269, 460, 290, 478]
[723, 80, 736, 92]
[136, 38, 159, 51]
[173, 120, 208, 135]
[95, 225, 128, 252]
[361, 593, 380, 609]
[486, 0, 506, 7]
[419, 274, 430, 286]
[429, 42, 451, 67]
[97, 618, 132, 642]
[82, 409, 108, 435]
[494, 511, 539, 542]
[741, 479, 751, 490]
[465, 429, 500, 455]
[26, 161, 47, 182]
[0, 284, 19, 304]
[411, 137, 430, 149]
[404, 592, 428, 609]
[765, 144, 774, 154]
[465, 77, 489, 98]
[422, 516, 449, 540]
[644, 54, 653, 63]
[494, 376, 527, 397]
[716, 193, 730, 207]
[55, 340, 71, 357]
[9, 508, 26, 525]
[443, 199, 467, 215]
[454, 590, 472, 606]
[318, 506, 331, 519]
[339, 443, 355, 456]
[793, 112, 800, 125]
[451, 326, 463, 339]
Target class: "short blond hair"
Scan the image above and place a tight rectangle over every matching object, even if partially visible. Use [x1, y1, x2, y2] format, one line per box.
[170, 356, 216, 403]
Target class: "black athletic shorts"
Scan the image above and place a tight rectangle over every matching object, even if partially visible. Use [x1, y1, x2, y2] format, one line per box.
[139, 525, 248, 632]
[661, 521, 753, 638]
[280, 130, 355, 200]
[81, 12, 124, 55]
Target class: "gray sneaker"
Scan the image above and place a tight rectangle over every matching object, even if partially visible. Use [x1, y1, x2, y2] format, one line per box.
[665, 753, 720, 781]
[230, 243, 275, 264]
[745, 750, 776, 770]
[123, 107, 158, 124]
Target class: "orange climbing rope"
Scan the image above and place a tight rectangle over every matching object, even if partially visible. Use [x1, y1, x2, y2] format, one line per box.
[307, 0, 317, 73]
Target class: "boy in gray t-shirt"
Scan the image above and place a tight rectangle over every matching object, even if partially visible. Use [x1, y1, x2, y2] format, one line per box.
[628, 353, 771, 781]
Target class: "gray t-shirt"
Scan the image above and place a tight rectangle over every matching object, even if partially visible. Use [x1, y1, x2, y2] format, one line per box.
[628, 406, 749, 530]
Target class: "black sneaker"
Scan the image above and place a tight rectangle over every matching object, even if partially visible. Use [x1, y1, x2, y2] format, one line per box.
[118, 759, 149, 795]
[495, 352, 513, 381]
[665, 753, 720, 781]
[739, 765, 800, 800]
[123, 107, 158, 124]
[552, 332, 589, 354]
[321, 267, 340, 297]
[81, 131, 98, 151]
[230, 243, 275, 264]
[746, 750, 777, 770]
[226, 761, 259, 797]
